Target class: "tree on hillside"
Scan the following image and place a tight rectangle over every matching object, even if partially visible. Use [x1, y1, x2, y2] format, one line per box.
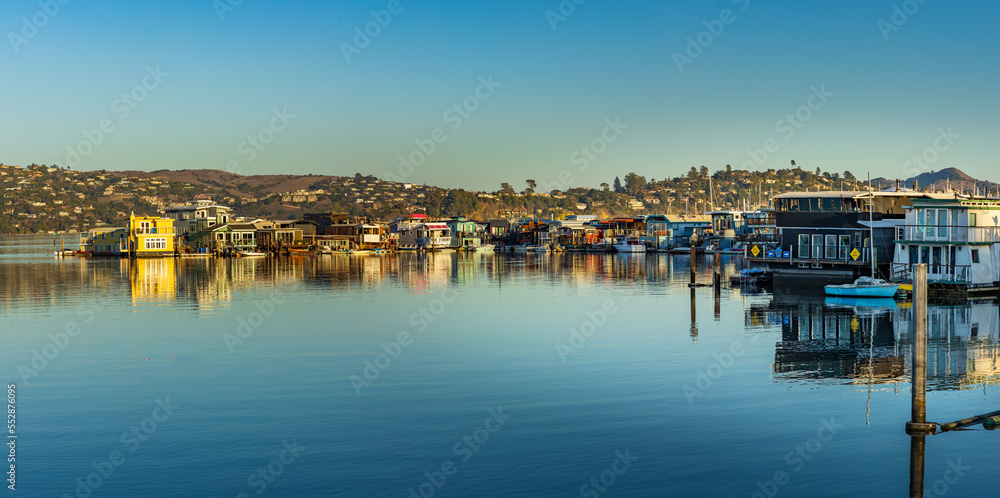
[600, 182, 610, 192]
[525, 179, 536, 195]
[613, 176, 623, 193]
[499, 183, 515, 196]
[699, 165, 709, 178]
[624, 172, 646, 197]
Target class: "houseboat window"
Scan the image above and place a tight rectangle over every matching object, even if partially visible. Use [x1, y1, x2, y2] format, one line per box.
[825, 235, 837, 259]
[920, 246, 930, 265]
[798, 234, 809, 258]
[812, 234, 823, 259]
[931, 247, 942, 270]
[839, 235, 851, 259]
[925, 210, 936, 238]
[908, 245, 917, 266]
[972, 249, 980, 263]
[970, 213, 977, 226]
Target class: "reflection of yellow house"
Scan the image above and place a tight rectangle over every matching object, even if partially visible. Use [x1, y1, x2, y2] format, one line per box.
[128, 214, 176, 257]
[130, 258, 176, 303]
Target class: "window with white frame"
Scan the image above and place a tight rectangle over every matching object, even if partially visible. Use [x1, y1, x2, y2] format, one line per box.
[144, 238, 168, 250]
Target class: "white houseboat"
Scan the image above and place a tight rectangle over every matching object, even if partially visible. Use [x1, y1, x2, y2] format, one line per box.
[891, 196, 1000, 295]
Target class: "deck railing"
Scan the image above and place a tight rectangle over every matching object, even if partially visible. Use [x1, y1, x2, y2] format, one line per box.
[899, 225, 1000, 243]
[890, 262, 973, 283]
[132, 227, 175, 235]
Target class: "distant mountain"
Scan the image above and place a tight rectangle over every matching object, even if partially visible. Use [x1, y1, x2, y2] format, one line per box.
[873, 168, 998, 193]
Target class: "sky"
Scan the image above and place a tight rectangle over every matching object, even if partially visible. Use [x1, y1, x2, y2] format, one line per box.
[1, 0, 998, 191]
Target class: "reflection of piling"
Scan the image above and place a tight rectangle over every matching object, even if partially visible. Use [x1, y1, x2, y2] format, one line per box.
[909, 435, 925, 498]
[690, 288, 697, 344]
[713, 255, 721, 321]
[907, 264, 935, 435]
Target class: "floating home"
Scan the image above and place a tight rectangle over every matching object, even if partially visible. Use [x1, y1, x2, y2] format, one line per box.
[891, 196, 1000, 295]
[752, 189, 936, 285]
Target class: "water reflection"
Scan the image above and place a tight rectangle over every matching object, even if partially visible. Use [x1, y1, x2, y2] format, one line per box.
[749, 295, 1000, 390]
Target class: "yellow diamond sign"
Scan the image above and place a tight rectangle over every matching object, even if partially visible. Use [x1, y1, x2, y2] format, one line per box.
[850, 248, 861, 260]
[751, 245, 761, 257]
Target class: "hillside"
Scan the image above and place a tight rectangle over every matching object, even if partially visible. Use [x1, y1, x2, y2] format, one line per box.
[3, 163, 998, 234]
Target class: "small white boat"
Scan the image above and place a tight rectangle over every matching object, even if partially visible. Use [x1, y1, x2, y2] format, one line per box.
[472, 244, 495, 252]
[825, 276, 900, 298]
[613, 237, 646, 253]
[532, 244, 550, 253]
[237, 250, 267, 257]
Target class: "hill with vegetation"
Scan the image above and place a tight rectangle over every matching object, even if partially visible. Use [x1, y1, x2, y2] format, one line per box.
[2, 161, 993, 234]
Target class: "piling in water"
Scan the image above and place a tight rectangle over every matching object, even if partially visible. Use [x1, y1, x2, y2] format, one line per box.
[906, 264, 935, 435]
[690, 246, 696, 285]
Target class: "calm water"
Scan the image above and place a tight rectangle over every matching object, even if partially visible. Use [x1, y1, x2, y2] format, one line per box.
[2, 234, 999, 497]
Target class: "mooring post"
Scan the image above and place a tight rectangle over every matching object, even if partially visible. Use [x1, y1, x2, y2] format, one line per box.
[690, 246, 696, 285]
[906, 264, 935, 435]
[713, 253, 721, 289]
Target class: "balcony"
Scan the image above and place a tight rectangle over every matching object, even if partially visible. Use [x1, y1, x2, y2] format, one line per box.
[891, 263, 972, 284]
[132, 227, 175, 235]
[898, 225, 1000, 244]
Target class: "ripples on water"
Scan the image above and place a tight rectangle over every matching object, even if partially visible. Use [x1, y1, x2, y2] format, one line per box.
[2, 234, 1000, 496]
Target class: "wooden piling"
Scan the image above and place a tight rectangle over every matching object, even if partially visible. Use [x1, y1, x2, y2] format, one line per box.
[689, 287, 698, 344]
[906, 264, 935, 435]
[690, 246, 696, 285]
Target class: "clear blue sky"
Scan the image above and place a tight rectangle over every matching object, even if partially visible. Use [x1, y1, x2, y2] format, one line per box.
[1, 0, 997, 191]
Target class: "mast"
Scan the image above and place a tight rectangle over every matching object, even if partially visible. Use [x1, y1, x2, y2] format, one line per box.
[869, 172, 875, 278]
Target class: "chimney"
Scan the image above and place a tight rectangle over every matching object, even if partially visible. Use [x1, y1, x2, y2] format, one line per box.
[895, 179, 901, 192]
[913, 179, 919, 191]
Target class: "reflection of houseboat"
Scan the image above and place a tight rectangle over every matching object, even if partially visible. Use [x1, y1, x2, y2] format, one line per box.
[891, 196, 1000, 296]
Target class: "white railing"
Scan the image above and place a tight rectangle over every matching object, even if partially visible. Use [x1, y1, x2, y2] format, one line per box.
[900, 225, 1000, 243]
[133, 227, 175, 235]
[890, 263, 972, 283]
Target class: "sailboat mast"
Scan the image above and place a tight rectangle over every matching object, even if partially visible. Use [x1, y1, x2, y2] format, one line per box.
[869, 172, 874, 277]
